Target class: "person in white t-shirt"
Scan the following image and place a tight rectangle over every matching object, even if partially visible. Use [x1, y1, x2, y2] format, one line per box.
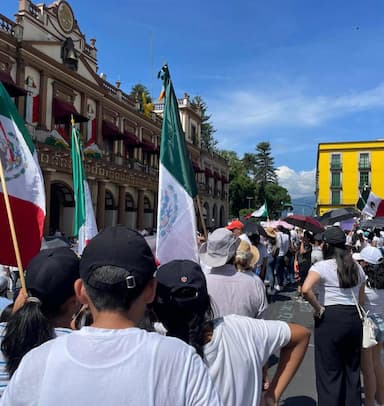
[1, 226, 221, 406]
[0, 247, 79, 397]
[353, 246, 384, 406]
[302, 226, 366, 406]
[154, 259, 310, 406]
[226, 220, 252, 245]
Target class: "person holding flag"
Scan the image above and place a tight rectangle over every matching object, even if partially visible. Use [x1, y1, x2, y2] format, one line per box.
[156, 65, 200, 265]
[0, 81, 46, 297]
[70, 119, 97, 255]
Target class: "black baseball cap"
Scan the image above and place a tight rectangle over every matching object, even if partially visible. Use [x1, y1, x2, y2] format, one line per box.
[155, 260, 209, 311]
[80, 226, 157, 291]
[322, 226, 346, 246]
[26, 247, 79, 306]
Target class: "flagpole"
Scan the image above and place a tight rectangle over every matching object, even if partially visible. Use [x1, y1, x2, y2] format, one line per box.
[0, 157, 27, 295]
[195, 194, 208, 240]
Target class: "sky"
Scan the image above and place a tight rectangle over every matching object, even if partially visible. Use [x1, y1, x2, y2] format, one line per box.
[3, 0, 384, 199]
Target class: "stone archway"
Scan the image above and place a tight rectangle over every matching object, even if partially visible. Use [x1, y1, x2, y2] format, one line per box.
[143, 195, 153, 231]
[104, 189, 117, 228]
[124, 193, 136, 228]
[49, 182, 74, 237]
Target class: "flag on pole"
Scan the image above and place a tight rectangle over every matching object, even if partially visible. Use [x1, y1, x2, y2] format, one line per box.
[357, 190, 384, 218]
[248, 202, 268, 218]
[71, 122, 97, 254]
[156, 65, 199, 265]
[0, 82, 45, 267]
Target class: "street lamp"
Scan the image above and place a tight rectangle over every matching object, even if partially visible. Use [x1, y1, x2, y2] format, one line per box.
[246, 196, 253, 209]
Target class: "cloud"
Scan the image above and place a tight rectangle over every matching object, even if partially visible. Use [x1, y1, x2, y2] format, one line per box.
[276, 166, 316, 198]
[209, 82, 384, 131]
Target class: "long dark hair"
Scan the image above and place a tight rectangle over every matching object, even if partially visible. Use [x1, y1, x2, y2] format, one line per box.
[364, 263, 384, 289]
[1, 299, 61, 376]
[323, 243, 359, 288]
[153, 291, 214, 359]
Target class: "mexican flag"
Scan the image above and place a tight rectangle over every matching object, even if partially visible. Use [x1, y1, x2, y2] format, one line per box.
[357, 189, 384, 218]
[71, 124, 97, 254]
[0, 82, 45, 267]
[249, 202, 268, 218]
[156, 65, 199, 265]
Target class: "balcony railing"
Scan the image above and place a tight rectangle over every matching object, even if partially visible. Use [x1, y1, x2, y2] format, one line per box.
[330, 181, 342, 189]
[330, 162, 342, 170]
[358, 161, 371, 170]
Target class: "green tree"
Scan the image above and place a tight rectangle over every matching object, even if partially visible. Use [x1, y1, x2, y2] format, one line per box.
[254, 141, 278, 184]
[192, 96, 218, 152]
[130, 84, 152, 104]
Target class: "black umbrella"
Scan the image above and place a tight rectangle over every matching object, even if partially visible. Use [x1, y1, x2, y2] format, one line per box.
[360, 217, 384, 230]
[319, 207, 360, 225]
[243, 221, 267, 238]
[282, 214, 324, 234]
[41, 236, 71, 250]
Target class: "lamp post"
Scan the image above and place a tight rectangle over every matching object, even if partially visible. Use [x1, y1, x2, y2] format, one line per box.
[246, 196, 252, 209]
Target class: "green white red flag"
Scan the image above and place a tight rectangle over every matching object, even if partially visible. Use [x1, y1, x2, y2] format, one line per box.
[71, 124, 97, 254]
[156, 65, 199, 265]
[0, 82, 45, 267]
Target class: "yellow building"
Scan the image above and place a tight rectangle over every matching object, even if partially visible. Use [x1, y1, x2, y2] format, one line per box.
[316, 140, 384, 215]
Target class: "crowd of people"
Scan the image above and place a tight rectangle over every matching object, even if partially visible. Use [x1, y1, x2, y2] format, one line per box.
[0, 219, 382, 405]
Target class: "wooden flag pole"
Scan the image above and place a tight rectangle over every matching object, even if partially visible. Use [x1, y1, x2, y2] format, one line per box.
[0, 157, 27, 295]
[195, 194, 208, 241]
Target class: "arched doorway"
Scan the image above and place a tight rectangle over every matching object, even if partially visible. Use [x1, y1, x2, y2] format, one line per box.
[203, 202, 210, 231]
[212, 204, 218, 229]
[104, 190, 117, 227]
[220, 206, 226, 227]
[49, 182, 74, 237]
[125, 193, 136, 228]
[143, 195, 153, 231]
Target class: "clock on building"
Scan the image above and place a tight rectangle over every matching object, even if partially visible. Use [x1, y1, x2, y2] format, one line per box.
[57, 1, 74, 33]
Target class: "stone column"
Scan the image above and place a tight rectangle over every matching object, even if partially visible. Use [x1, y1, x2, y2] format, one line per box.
[137, 189, 144, 230]
[118, 184, 126, 225]
[43, 168, 56, 235]
[16, 59, 25, 115]
[80, 91, 87, 138]
[96, 180, 106, 230]
[38, 70, 48, 129]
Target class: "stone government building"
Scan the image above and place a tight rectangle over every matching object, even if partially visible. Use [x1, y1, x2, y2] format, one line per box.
[0, 0, 229, 237]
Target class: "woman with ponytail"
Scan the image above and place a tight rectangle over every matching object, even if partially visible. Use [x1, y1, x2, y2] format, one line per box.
[302, 226, 366, 406]
[0, 247, 79, 390]
[154, 259, 310, 406]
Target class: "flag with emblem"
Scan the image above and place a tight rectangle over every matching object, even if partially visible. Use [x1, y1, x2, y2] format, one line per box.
[357, 189, 384, 218]
[71, 122, 97, 254]
[156, 65, 199, 265]
[248, 202, 268, 218]
[0, 82, 45, 267]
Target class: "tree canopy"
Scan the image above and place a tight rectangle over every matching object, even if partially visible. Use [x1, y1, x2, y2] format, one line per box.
[191, 96, 218, 152]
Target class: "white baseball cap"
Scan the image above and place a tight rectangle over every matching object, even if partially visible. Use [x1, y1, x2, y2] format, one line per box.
[352, 246, 384, 265]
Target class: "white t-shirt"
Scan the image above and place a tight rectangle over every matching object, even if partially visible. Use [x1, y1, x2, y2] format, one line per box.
[0, 327, 221, 406]
[0, 324, 71, 397]
[364, 285, 384, 315]
[277, 232, 290, 256]
[204, 315, 291, 406]
[205, 264, 268, 318]
[310, 259, 366, 306]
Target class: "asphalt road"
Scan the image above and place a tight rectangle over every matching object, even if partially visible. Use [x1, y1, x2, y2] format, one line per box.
[264, 285, 318, 405]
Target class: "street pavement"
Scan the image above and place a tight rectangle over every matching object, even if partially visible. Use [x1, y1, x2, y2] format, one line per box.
[264, 285, 318, 405]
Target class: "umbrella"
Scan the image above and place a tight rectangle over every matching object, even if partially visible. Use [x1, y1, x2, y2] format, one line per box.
[282, 214, 324, 234]
[263, 220, 294, 230]
[243, 221, 267, 238]
[319, 207, 360, 226]
[41, 236, 71, 250]
[360, 217, 384, 230]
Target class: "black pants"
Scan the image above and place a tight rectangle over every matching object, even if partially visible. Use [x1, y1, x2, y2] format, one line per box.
[314, 305, 362, 406]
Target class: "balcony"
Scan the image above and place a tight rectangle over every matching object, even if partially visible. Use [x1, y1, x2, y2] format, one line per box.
[330, 181, 342, 189]
[330, 162, 342, 170]
[359, 161, 371, 170]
